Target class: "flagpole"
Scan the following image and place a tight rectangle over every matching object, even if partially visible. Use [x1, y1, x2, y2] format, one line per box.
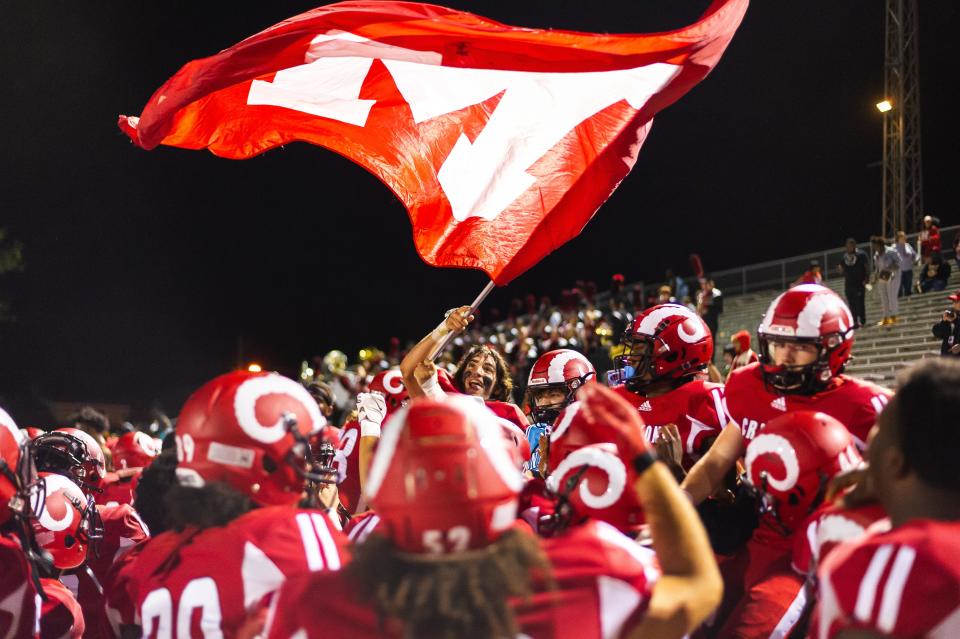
[430, 279, 496, 361]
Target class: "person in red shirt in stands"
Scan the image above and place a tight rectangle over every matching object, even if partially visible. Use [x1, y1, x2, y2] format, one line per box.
[262, 386, 722, 639]
[814, 358, 960, 639]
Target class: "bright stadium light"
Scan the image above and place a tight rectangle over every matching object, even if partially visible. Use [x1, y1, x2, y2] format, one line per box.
[247, 363, 263, 373]
[876, 99, 893, 113]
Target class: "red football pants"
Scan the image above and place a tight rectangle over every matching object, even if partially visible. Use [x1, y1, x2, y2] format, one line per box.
[709, 536, 806, 639]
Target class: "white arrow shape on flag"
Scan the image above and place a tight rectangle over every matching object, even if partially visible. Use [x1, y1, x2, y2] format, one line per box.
[247, 31, 680, 221]
[385, 60, 680, 221]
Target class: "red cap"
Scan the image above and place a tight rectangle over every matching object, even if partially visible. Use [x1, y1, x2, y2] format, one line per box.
[948, 289, 960, 301]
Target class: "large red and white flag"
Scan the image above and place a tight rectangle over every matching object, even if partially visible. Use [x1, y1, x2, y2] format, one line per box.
[120, 0, 747, 284]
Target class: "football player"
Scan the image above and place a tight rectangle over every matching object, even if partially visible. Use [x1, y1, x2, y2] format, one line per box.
[336, 369, 407, 517]
[110, 370, 348, 638]
[33, 427, 147, 639]
[261, 384, 722, 639]
[608, 303, 726, 477]
[726, 411, 865, 638]
[814, 358, 960, 638]
[0, 407, 47, 639]
[524, 348, 596, 475]
[680, 284, 893, 638]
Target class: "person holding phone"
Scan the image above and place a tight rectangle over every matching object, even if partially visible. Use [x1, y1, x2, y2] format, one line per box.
[933, 289, 960, 356]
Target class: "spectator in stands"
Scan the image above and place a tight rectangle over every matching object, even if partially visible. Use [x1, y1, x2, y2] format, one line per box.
[920, 252, 951, 293]
[895, 230, 918, 297]
[954, 233, 960, 265]
[720, 343, 737, 379]
[696, 275, 723, 345]
[656, 285, 676, 304]
[872, 235, 902, 326]
[838, 237, 869, 327]
[665, 268, 689, 301]
[727, 330, 758, 380]
[933, 290, 960, 357]
[792, 260, 822, 286]
[918, 214, 941, 261]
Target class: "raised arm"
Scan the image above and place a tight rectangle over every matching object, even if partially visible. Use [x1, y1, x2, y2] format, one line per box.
[400, 305, 473, 398]
[575, 384, 722, 639]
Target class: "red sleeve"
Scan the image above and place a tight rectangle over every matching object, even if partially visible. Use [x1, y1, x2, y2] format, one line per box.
[686, 384, 726, 457]
[0, 535, 39, 639]
[38, 579, 84, 639]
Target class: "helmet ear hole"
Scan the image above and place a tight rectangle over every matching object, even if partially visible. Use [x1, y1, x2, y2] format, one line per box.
[262, 455, 278, 473]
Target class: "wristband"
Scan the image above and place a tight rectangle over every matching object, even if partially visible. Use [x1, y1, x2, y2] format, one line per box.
[420, 373, 446, 400]
[431, 322, 452, 341]
[360, 419, 382, 438]
[632, 450, 659, 476]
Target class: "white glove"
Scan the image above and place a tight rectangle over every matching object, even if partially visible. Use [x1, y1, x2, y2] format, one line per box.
[357, 391, 387, 437]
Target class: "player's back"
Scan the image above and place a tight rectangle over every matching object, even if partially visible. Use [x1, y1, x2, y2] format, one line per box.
[815, 519, 960, 639]
[265, 520, 659, 639]
[119, 506, 346, 638]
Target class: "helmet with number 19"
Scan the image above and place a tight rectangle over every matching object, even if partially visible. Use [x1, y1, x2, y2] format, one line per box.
[364, 396, 523, 554]
[174, 370, 328, 507]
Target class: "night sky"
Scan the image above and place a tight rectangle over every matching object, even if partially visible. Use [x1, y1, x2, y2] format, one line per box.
[1, 2, 957, 419]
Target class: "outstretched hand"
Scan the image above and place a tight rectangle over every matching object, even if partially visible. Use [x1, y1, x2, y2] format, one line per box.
[575, 383, 651, 460]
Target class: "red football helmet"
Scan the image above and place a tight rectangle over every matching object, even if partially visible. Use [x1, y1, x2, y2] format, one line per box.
[368, 369, 408, 415]
[744, 411, 862, 535]
[525, 349, 596, 425]
[545, 402, 644, 533]
[21, 427, 44, 440]
[610, 304, 713, 392]
[174, 371, 327, 507]
[757, 284, 855, 394]
[33, 428, 107, 494]
[2, 409, 29, 526]
[30, 473, 102, 569]
[365, 396, 523, 554]
[112, 431, 161, 470]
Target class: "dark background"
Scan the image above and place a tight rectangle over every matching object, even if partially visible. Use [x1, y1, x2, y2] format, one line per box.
[1, 2, 956, 418]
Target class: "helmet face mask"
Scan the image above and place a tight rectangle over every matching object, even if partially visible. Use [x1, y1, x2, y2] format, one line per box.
[527, 378, 588, 425]
[607, 305, 712, 393]
[758, 332, 851, 395]
[757, 285, 856, 395]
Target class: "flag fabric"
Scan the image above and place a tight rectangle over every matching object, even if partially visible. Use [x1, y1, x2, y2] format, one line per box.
[120, 0, 747, 284]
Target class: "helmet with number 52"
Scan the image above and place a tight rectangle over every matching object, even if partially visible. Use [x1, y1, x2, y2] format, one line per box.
[364, 396, 523, 554]
[174, 371, 328, 507]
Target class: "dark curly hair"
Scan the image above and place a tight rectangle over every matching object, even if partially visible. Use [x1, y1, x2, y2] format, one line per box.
[347, 529, 553, 639]
[453, 345, 513, 402]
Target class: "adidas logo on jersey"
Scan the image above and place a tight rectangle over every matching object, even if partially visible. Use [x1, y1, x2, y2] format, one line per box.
[638, 401, 653, 412]
[770, 397, 787, 412]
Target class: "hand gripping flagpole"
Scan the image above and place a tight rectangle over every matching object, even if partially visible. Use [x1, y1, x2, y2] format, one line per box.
[430, 279, 496, 361]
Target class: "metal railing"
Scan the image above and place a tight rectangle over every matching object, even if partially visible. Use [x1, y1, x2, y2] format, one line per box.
[620, 225, 959, 303]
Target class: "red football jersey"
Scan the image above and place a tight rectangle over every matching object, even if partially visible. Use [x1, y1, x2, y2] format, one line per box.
[0, 533, 39, 639]
[103, 542, 149, 633]
[61, 504, 149, 639]
[792, 502, 889, 576]
[334, 420, 362, 515]
[517, 477, 558, 537]
[612, 380, 726, 469]
[815, 519, 960, 639]
[114, 506, 348, 638]
[39, 578, 83, 639]
[265, 520, 660, 639]
[95, 469, 142, 507]
[724, 363, 891, 450]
